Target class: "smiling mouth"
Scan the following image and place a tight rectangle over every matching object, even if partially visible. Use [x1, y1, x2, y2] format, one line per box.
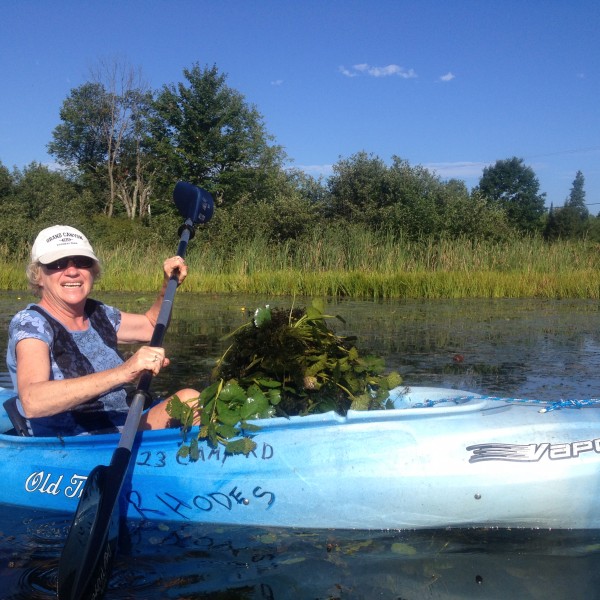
[62, 283, 83, 288]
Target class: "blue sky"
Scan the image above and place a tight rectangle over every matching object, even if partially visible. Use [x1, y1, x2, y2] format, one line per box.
[1, 0, 599, 209]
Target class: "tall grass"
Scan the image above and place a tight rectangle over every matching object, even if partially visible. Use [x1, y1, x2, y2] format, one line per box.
[202, 228, 600, 275]
[2, 230, 600, 299]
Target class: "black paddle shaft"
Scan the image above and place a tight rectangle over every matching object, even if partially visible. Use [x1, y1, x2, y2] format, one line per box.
[129, 221, 195, 410]
[57, 183, 213, 600]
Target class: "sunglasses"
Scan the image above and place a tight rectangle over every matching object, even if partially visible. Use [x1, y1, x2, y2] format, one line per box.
[42, 256, 96, 271]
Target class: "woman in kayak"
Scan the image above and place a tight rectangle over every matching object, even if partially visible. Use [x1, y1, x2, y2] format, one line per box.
[6, 225, 199, 436]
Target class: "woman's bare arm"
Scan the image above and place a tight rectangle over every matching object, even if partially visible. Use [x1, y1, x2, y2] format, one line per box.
[16, 337, 168, 418]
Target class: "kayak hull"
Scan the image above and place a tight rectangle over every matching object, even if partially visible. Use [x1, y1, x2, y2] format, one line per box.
[2, 386, 600, 530]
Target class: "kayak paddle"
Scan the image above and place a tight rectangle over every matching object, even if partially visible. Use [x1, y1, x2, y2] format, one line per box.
[57, 182, 214, 600]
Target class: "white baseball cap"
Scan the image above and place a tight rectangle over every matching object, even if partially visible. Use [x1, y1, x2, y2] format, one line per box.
[31, 225, 99, 265]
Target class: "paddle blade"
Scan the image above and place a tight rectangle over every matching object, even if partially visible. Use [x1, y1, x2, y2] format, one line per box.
[57, 465, 116, 599]
[173, 181, 214, 224]
[58, 447, 131, 599]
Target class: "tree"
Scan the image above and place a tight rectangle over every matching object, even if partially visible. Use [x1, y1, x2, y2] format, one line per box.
[0, 162, 13, 198]
[286, 169, 328, 205]
[47, 81, 110, 181]
[565, 170, 587, 220]
[325, 152, 516, 240]
[11, 163, 89, 224]
[544, 171, 588, 239]
[148, 63, 286, 206]
[385, 156, 448, 238]
[477, 157, 546, 232]
[0, 163, 92, 257]
[326, 152, 391, 223]
[543, 204, 559, 240]
[90, 60, 154, 219]
[48, 60, 153, 219]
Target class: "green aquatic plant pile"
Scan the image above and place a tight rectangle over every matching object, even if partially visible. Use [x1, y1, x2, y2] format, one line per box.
[168, 299, 402, 456]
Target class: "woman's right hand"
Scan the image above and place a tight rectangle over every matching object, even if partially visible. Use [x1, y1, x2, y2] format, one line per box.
[121, 346, 169, 382]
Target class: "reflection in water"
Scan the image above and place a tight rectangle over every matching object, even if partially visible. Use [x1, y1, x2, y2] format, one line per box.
[121, 524, 600, 600]
[2, 509, 600, 599]
[0, 515, 67, 599]
[2, 292, 600, 598]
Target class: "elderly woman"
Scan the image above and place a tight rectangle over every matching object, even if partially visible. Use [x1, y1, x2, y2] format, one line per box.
[6, 225, 199, 436]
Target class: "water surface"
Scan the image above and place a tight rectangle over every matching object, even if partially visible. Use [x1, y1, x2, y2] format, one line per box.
[2, 291, 600, 599]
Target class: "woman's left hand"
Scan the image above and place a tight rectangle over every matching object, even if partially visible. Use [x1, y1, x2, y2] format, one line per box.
[163, 256, 188, 285]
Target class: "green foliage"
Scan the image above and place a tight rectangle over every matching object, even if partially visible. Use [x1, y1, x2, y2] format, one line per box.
[544, 172, 589, 241]
[0, 163, 13, 197]
[567, 170, 587, 219]
[83, 214, 177, 251]
[148, 63, 286, 206]
[205, 191, 320, 254]
[477, 157, 547, 233]
[47, 82, 111, 174]
[383, 156, 450, 238]
[286, 168, 328, 204]
[0, 162, 176, 264]
[48, 74, 156, 219]
[168, 300, 401, 456]
[434, 189, 514, 241]
[0, 162, 95, 258]
[325, 152, 515, 241]
[8, 60, 600, 285]
[327, 152, 391, 223]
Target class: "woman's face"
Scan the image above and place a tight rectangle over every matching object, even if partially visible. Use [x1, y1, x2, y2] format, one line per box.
[38, 256, 96, 307]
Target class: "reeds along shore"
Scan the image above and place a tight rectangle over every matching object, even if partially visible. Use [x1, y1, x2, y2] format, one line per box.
[1, 232, 600, 299]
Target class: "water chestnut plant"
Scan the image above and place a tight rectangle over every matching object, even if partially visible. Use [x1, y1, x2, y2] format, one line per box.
[168, 299, 402, 456]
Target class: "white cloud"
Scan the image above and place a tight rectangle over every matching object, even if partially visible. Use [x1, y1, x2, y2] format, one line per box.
[439, 72, 455, 82]
[338, 66, 358, 77]
[270, 79, 284, 86]
[339, 63, 417, 79]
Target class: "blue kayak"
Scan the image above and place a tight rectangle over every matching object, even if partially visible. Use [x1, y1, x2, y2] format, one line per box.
[2, 385, 600, 530]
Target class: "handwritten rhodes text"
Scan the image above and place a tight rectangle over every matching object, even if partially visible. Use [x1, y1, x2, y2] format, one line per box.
[23, 470, 276, 521]
[127, 484, 276, 520]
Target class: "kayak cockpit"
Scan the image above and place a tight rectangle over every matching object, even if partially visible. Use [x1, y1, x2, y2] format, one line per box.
[0, 385, 491, 439]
